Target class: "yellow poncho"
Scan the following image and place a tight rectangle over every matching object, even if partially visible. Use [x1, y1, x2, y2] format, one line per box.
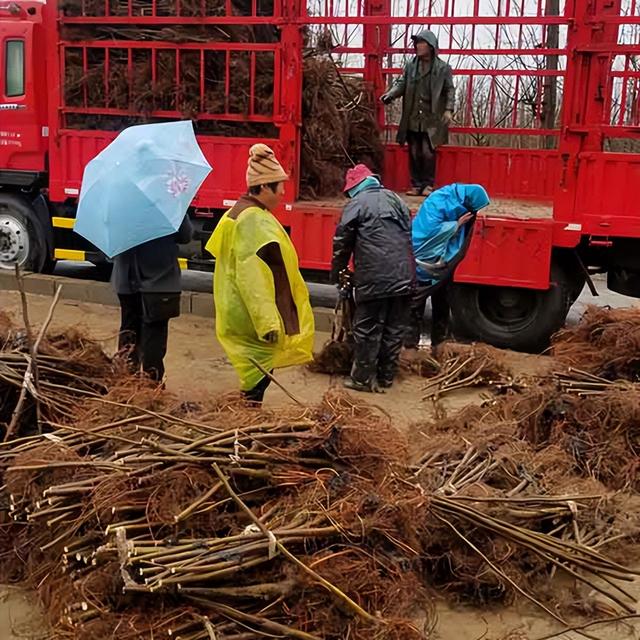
[205, 204, 314, 390]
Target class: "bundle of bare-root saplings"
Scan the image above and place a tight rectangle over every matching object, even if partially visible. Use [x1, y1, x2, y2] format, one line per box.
[1, 309, 640, 639]
[60, 0, 382, 198]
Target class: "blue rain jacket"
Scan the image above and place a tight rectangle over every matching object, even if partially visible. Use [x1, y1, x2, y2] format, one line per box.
[412, 183, 489, 284]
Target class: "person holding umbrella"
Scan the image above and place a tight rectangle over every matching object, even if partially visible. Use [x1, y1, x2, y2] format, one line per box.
[205, 144, 314, 405]
[73, 120, 212, 383]
[111, 215, 193, 382]
[331, 164, 415, 392]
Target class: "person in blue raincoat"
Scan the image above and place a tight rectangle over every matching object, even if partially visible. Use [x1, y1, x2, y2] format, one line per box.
[404, 183, 489, 351]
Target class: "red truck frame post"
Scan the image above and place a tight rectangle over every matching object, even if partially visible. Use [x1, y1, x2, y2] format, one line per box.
[0, 0, 639, 351]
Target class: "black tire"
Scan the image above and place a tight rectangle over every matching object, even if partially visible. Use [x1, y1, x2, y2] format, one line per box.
[552, 249, 586, 304]
[0, 194, 49, 272]
[450, 264, 573, 352]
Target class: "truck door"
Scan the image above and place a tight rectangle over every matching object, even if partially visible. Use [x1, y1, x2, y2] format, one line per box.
[0, 8, 46, 177]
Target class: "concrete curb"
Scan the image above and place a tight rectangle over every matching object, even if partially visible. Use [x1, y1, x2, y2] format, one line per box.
[0, 271, 334, 332]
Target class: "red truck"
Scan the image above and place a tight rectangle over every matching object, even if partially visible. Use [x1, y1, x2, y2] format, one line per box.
[0, 0, 638, 350]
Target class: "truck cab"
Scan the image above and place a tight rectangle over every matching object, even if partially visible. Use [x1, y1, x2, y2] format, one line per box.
[0, 0, 50, 270]
[0, 1, 47, 178]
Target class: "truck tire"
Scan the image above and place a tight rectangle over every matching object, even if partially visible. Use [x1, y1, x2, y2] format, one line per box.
[0, 194, 50, 273]
[449, 265, 573, 353]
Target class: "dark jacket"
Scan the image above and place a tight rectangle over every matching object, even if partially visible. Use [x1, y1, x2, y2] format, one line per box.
[112, 216, 193, 295]
[387, 29, 455, 146]
[331, 185, 415, 301]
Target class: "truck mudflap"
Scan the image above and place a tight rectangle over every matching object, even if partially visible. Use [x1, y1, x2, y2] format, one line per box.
[454, 216, 554, 290]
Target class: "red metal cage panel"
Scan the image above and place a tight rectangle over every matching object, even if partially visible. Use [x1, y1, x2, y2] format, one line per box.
[301, 0, 573, 198]
[552, 0, 640, 239]
[44, 0, 301, 205]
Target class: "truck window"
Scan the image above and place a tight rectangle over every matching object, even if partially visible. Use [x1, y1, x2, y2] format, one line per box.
[5, 40, 25, 97]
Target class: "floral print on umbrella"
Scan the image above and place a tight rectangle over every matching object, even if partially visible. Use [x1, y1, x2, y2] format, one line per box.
[166, 165, 192, 198]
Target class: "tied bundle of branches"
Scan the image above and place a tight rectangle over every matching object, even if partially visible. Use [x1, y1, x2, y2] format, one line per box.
[300, 53, 383, 199]
[0, 312, 122, 440]
[421, 366, 640, 493]
[420, 342, 513, 401]
[412, 416, 640, 610]
[505, 379, 640, 492]
[551, 306, 640, 381]
[309, 270, 355, 375]
[1, 393, 433, 640]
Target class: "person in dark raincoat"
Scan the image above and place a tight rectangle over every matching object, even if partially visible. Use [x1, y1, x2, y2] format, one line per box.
[112, 215, 193, 383]
[404, 183, 490, 352]
[331, 165, 415, 392]
[382, 29, 455, 197]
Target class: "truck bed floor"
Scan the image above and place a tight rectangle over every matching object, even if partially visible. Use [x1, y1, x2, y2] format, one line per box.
[294, 195, 553, 219]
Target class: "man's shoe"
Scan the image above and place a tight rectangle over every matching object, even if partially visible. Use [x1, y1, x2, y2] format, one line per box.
[343, 378, 385, 393]
[343, 378, 373, 393]
[377, 379, 393, 389]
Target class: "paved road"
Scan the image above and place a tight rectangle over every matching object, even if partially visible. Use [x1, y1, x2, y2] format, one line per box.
[53, 261, 638, 323]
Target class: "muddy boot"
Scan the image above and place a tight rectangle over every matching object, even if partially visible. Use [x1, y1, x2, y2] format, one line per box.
[343, 378, 385, 393]
[344, 378, 373, 393]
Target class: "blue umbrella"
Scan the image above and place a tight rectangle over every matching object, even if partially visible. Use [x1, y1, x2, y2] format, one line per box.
[74, 120, 212, 258]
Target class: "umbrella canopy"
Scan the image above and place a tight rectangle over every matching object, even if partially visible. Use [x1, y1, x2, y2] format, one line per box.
[74, 121, 212, 258]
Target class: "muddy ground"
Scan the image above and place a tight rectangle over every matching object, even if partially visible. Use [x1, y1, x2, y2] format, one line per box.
[1, 290, 639, 640]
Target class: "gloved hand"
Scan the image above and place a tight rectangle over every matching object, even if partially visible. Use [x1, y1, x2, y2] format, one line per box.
[457, 212, 475, 229]
[381, 93, 393, 105]
[337, 285, 352, 300]
[442, 109, 454, 125]
[263, 330, 279, 344]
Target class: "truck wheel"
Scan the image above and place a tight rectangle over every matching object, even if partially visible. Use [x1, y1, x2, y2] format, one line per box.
[0, 195, 49, 272]
[450, 268, 572, 352]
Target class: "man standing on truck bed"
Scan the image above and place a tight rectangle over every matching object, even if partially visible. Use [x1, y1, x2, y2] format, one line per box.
[206, 144, 314, 405]
[331, 164, 415, 392]
[382, 29, 455, 197]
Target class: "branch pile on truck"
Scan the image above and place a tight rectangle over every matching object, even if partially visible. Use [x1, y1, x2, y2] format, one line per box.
[59, 0, 382, 198]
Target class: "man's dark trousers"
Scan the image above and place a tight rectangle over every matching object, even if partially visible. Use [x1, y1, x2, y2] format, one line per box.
[407, 130, 436, 192]
[351, 295, 411, 386]
[118, 293, 169, 382]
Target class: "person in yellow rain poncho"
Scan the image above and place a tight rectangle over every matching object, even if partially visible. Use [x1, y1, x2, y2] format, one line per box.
[205, 144, 314, 404]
